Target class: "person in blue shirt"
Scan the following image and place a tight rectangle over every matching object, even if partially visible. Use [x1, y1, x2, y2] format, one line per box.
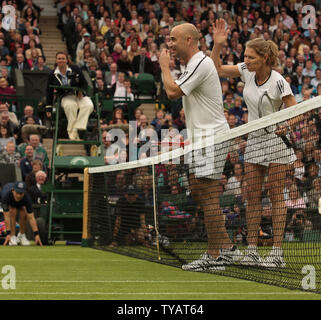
[1, 181, 42, 246]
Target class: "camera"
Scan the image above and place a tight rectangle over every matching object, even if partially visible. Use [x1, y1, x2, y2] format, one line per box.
[67, 71, 80, 86]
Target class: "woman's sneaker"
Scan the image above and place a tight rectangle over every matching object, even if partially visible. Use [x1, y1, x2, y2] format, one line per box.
[262, 252, 286, 269]
[240, 248, 263, 267]
[182, 252, 226, 272]
[219, 245, 244, 263]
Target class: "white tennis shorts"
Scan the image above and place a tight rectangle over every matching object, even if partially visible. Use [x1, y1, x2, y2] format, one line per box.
[189, 140, 230, 180]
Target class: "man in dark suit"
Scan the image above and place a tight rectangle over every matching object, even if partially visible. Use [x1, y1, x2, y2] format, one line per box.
[12, 53, 30, 71]
[131, 47, 153, 76]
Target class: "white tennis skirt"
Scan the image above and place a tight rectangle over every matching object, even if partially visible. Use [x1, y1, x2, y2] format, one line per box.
[244, 129, 296, 167]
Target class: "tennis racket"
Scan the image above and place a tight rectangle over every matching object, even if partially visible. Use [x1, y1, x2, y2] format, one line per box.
[258, 91, 292, 149]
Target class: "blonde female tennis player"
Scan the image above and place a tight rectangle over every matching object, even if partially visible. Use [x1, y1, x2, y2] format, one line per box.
[212, 19, 298, 268]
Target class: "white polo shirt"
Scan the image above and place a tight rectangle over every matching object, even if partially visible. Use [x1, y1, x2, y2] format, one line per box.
[175, 51, 229, 144]
[237, 62, 293, 122]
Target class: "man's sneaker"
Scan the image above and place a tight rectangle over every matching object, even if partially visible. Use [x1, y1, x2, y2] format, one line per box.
[219, 245, 244, 264]
[262, 252, 286, 269]
[182, 252, 226, 272]
[240, 248, 263, 267]
[9, 235, 19, 246]
[17, 233, 30, 246]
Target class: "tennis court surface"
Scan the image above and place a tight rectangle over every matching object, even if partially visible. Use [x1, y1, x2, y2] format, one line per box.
[0, 244, 320, 300]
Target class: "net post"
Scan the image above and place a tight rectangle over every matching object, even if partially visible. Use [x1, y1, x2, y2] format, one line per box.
[82, 167, 90, 247]
[152, 163, 161, 260]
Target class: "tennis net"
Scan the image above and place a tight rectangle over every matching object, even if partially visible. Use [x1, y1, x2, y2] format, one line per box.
[83, 95, 321, 293]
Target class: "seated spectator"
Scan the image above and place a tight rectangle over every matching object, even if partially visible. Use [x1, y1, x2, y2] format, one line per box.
[173, 107, 186, 132]
[26, 169, 47, 204]
[22, 26, 40, 46]
[286, 209, 313, 241]
[110, 72, 134, 103]
[26, 48, 40, 69]
[225, 162, 243, 198]
[132, 107, 143, 128]
[104, 25, 124, 51]
[223, 91, 235, 111]
[0, 110, 18, 139]
[94, 78, 108, 99]
[227, 113, 237, 129]
[117, 49, 133, 77]
[151, 108, 165, 136]
[0, 38, 10, 62]
[0, 103, 18, 126]
[131, 46, 153, 76]
[101, 130, 112, 163]
[20, 144, 35, 180]
[293, 148, 306, 189]
[93, 36, 109, 59]
[126, 27, 142, 48]
[46, 51, 94, 140]
[18, 105, 42, 130]
[0, 77, 16, 102]
[11, 52, 30, 70]
[96, 50, 110, 72]
[168, 57, 180, 81]
[311, 69, 321, 91]
[0, 123, 15, 151]
[19, 133, 49, 168]
[284, 74, 299, 95]
[105, 62, 119, 88]
[0, 140, 20, 165]
[25, 39, 42, 60]
[307, 177, 321, 209]
[148, 42, 161, 79]
[285, 184, 307, 209]
[137, 113, 148, 136]
[32, 56, 51, 71]
[23, 6, 38, 25]
[22, 0, 41, 21]
[303, 60, 316, 78]
[229, 96, 245, 126]
[25, 158, 44, 187]
[127, 38, 141, 63]
[111, 43, 123, 63]
[76, 32, 96, 61]
[108, 107, 128, 125]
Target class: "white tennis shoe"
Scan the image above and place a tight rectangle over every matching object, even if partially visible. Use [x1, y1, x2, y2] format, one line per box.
[9, 235, 19, 246]
[17, 233, 31, 246]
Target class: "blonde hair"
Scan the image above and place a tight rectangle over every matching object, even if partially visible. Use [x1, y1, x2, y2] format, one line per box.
[246, 38, 279, 68]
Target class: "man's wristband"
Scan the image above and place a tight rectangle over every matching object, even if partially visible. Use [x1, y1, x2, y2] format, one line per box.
[34, 231, 39, 236]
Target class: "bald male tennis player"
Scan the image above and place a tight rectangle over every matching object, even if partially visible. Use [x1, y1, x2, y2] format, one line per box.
[159, 23, 243, 271]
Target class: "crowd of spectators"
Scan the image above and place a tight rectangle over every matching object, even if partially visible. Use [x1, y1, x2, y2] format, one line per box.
[2, 0, 321, 241]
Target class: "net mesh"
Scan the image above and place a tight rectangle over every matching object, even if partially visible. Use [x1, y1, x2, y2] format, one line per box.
[86, 95, 321, 293]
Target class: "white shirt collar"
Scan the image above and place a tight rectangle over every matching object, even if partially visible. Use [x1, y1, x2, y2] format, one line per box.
[54, 66, 72, 76]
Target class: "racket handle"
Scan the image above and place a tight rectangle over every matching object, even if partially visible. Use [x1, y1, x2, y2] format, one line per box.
[281, 135, 292, 149]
